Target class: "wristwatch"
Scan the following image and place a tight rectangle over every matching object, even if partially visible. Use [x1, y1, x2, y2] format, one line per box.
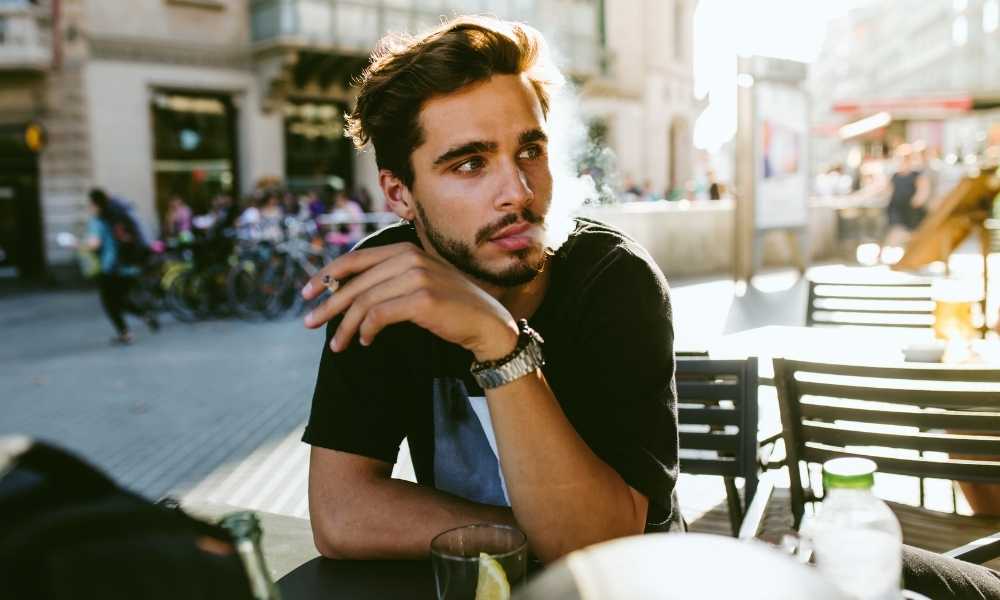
[470, 319, 545, 390]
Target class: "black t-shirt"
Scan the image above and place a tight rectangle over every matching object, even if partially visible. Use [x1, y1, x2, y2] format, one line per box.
[303, 217, 679, 529]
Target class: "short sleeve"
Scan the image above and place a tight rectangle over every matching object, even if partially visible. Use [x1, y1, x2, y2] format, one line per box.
[302, 222, 422, 463]
[553, 247, 678, 526]
[302, 318, 408, 465]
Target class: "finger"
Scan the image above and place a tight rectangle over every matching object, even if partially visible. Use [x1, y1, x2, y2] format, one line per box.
[356, 290, 435, 347]
[305, 250, 436, 329]
[301, 242, 421, 300]
[330, 270, 433, 351]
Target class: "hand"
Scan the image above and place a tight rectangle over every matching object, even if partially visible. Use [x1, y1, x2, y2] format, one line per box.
[301, 243, 518, 360]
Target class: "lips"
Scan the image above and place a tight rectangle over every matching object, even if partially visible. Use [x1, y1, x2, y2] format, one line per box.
[489, 222, 535, 251]
[490, 222, 532, 241]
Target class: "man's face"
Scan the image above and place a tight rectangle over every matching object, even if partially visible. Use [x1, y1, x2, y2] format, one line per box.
[405, 74, 553, 288]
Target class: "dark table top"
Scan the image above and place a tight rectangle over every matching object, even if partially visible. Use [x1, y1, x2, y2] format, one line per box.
[278, 557, 437, 600]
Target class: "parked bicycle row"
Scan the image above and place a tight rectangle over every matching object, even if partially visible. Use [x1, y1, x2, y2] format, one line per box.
[62, 187, 401, 342]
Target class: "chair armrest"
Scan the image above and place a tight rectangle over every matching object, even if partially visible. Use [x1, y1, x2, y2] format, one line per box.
[738, 474, 775, 541]
[943, 531, 1000, 564]
[757, 432, 785, 471]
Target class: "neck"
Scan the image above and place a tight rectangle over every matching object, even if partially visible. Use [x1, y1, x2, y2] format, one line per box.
[483, 261, 551, 321]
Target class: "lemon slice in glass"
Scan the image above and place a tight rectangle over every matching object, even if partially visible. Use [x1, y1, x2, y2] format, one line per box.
[475, 552, 510, 600]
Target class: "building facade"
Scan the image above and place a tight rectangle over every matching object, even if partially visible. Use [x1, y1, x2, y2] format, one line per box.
[578, 0, 701, 199]
[0, 0, 699, 280]
[809, 0, 1000, 169]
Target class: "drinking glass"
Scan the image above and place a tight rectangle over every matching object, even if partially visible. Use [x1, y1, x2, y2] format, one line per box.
[430, 523, 527, 600]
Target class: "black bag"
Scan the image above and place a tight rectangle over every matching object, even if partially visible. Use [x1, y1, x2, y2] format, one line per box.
[0, 438, 255, 600]
[105, 200, 152, 267]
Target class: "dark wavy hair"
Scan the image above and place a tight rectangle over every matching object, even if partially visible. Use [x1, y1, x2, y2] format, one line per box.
[346, 15, 563, 188]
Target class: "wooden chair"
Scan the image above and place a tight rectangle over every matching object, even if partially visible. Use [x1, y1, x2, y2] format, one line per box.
[805, 271, 934, 329]
[676, 357, 761, 536]
[770, 358, 1000, 561]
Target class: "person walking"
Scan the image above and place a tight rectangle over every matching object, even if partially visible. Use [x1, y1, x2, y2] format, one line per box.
[883, 145, 929, 255]
[164, 194, 193, 239]
[86, 188, 159, 344]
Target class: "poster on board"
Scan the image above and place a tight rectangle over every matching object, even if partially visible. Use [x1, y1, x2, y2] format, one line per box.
[754, 79, 809, 230]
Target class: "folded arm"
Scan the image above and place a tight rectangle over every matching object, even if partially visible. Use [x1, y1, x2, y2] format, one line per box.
[308, 447, 517, 559]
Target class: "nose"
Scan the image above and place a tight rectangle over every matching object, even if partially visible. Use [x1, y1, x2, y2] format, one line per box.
[493, 159, 533, 212]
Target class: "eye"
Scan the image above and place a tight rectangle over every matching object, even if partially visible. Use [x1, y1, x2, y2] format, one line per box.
[453, 157, 485, 174]
[518, 144, 544, 161]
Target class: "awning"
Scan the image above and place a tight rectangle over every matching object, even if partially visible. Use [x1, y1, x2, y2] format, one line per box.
[832, 95, 973, 120]
[838, 112, 892, 140]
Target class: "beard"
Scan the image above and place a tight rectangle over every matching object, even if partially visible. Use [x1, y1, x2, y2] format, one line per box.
[413, 202, 548, 288]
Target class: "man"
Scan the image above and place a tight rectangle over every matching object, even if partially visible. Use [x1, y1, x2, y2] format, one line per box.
[297, 18, 1000, 599]
[86, 188, 158, 344]
[300, 16, 679, 564]
[883, 144, 930, 255]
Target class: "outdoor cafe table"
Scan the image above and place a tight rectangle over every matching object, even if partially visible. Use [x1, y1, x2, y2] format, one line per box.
[278, 557, 436, 599]
[698, 324, 1000, 383]
[276, 533, 933, 600]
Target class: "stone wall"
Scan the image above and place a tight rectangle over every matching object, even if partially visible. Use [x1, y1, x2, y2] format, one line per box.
[579, 200, 839, 280]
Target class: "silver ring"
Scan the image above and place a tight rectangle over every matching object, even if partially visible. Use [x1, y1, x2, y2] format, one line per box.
[322, 274, 339, 294]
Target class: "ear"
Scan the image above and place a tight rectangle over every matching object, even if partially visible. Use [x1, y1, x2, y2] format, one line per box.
[379, 169, 415, 221]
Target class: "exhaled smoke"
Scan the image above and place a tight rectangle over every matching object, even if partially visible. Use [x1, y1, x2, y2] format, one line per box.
[541, 78, 623, 251]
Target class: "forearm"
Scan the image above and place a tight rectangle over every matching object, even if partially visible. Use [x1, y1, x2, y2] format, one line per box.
[486, 370, 646, 563]
[310, 476, 516, 560]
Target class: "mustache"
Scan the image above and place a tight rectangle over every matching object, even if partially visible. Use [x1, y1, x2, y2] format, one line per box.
[474, 210, 545, 246]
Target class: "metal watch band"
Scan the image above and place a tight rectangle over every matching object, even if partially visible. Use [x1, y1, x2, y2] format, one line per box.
[470, 321, 545, 390]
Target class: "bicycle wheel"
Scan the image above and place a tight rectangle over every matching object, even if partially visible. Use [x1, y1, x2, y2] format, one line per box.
[260, 257, 297, 320]
[164, 268, 199, 322]
[227, 259, 266, 320]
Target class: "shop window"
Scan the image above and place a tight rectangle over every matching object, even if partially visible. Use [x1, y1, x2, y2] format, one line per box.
[284, 99, 354, 194]
[151, 91, 238, 230]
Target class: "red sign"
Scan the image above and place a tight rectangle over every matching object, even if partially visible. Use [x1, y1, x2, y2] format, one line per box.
[833, 96, 973, 115]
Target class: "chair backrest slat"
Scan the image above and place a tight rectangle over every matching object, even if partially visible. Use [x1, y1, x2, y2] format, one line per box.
[674, 381, 742, 401]
[797, 380, 998, 409]
[813, 294, 934, 302]
[802, 421, 1000, 455]
[786, 360, 1000, 382]
[801, 443, 1000, 483]
[677, 406, 741, 426]
[679, 431, 741, 452]
[678, 456, 739, 477]
[800, 401, 1000, 431]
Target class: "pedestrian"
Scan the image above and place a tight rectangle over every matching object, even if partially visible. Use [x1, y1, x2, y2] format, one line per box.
[85, 188, 159, 345]
[164, 194, 192, 239]
[707, 170, 722, 200]
[257, 189, 286, 242]
[883, 145, 930, 253]
[323, 190, 365, 254]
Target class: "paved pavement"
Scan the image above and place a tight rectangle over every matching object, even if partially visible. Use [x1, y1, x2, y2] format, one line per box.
[1, 287, 322, 501]
[1, 270, 809, 518]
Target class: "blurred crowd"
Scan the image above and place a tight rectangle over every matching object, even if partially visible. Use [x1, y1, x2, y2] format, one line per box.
[162, 180, 378, 254]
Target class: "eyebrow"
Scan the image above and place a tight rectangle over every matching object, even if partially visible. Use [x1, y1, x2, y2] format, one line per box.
[433, 140, 497, 167]
[519, 128, 548, 145]
[431, 128, 549, 167]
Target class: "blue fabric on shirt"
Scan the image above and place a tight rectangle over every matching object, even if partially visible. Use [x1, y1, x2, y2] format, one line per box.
[88, 217, 118, 274]
[88, 217, 140, 276]
[432, 377, 509, 507]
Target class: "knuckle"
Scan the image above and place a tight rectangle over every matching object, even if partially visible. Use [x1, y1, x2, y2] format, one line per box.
[414, 288, 434, 306]
[405, 250, 424, 269]
[366, 304, 384, 325]
[409, 267, 431, 287]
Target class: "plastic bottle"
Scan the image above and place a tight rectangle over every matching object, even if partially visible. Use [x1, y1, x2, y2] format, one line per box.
[805, 458, 903, 600]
